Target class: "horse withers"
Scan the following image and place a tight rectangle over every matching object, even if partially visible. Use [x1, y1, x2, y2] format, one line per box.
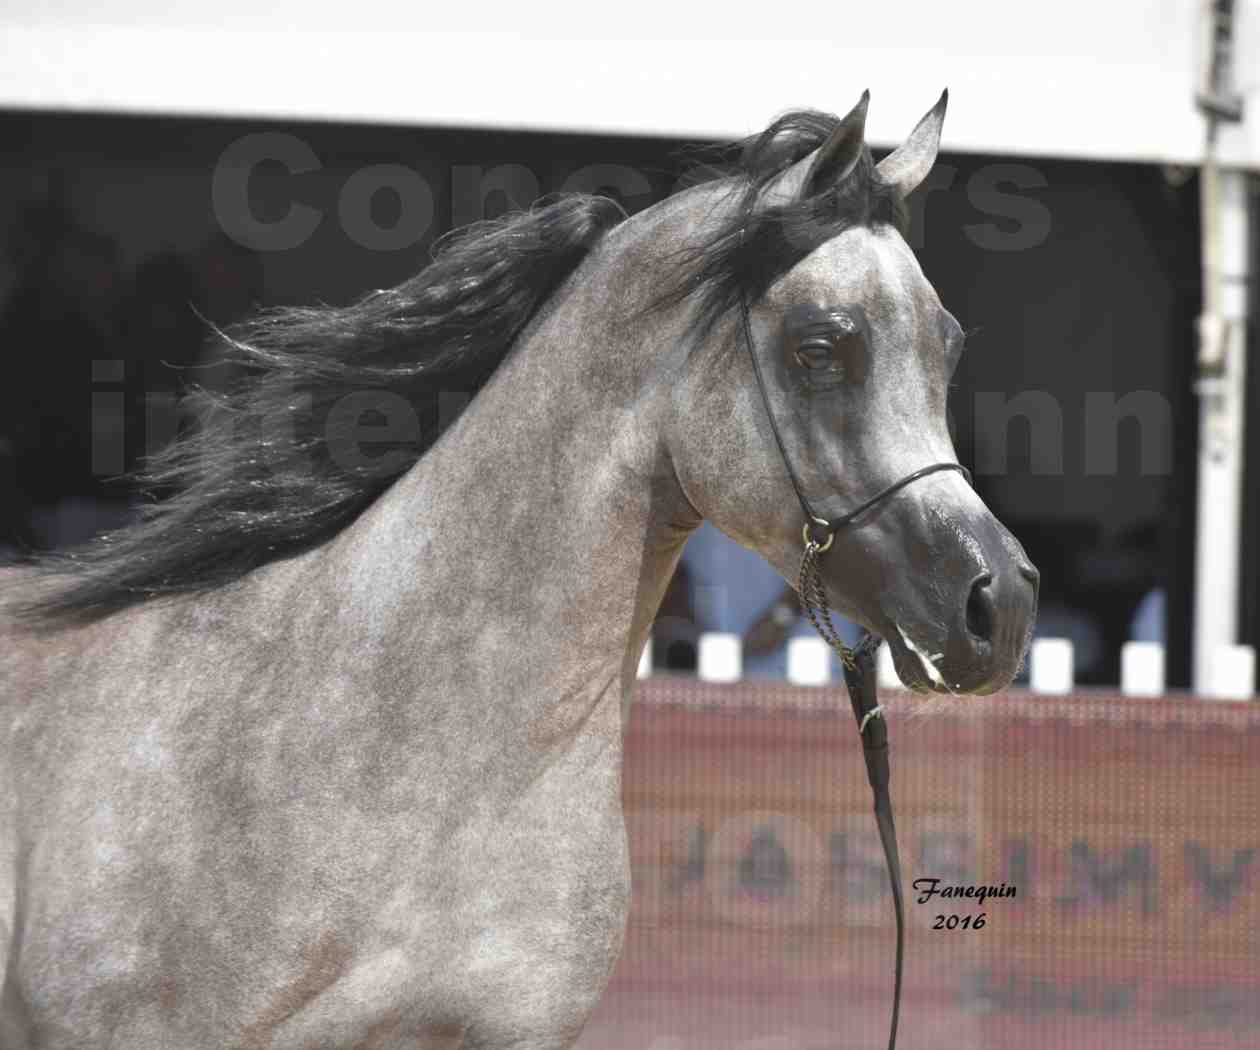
[0, 92, 1036, 1048]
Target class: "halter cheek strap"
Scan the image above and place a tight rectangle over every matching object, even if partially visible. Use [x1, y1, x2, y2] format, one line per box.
[738, 275, 973, 1050]
[737, 285, 972, 549]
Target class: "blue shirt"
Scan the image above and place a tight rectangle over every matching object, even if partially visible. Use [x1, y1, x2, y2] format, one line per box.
[680, 521, 860, 678]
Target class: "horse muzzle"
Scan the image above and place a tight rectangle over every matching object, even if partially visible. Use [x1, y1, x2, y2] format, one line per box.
[885, 519, 1039, 695]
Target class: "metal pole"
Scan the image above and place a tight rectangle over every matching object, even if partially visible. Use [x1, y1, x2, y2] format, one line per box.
[1193, 167, 1250, 692]
[1193, 1, 1250, 692]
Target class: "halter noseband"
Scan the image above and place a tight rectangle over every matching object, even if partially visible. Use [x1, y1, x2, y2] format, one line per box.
[737, 272, 972, 1050]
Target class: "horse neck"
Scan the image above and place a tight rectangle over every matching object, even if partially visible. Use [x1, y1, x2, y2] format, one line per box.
[315, 218, 700, 710]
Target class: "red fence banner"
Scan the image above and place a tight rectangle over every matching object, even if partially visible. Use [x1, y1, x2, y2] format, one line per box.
[577, 680, 1260, 1050]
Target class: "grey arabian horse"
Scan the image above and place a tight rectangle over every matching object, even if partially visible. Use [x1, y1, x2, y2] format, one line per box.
[1, 92, 1037, 1048]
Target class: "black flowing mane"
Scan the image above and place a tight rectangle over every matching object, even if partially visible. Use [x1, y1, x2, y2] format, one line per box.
[17, 108, 906, 627]
[18, 195, 624, 625]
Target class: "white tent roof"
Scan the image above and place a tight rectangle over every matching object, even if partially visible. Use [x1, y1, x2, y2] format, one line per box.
[2, 1, 1258, 168]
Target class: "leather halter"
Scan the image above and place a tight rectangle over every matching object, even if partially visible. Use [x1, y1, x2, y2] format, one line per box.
[736, 286, 972, 550]
[737, 280, 972, 1050]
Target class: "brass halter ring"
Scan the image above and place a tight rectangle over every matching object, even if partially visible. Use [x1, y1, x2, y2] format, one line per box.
[802, 520, 834, 553]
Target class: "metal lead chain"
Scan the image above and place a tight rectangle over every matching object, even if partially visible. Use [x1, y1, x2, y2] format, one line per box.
[797, 531, 857, 671]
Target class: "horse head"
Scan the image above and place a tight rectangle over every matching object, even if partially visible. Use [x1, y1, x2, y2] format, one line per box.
[667, 92, 1039, 694]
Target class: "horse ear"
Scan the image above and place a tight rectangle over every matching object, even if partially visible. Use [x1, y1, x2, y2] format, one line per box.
[770, 90, 870, 201]
[875, 89, 948, 196]
[801, 89, 870, 197]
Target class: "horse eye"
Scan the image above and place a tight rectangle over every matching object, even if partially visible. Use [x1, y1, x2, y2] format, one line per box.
[793, 338, 837, 371]
[793, 331, 854, 377]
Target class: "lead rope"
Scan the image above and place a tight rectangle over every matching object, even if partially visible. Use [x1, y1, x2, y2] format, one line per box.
[736, 218, 906, 1048]
[799, 533, 905, 1050]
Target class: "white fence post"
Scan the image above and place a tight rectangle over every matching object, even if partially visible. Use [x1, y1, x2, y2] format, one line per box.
[786, 636, 831, 686]
[1030, 638, 1074, 695]
[1205, 644, 1255, 700]
[697, 632, 742, 683]
[1120, 642, 1165, 697]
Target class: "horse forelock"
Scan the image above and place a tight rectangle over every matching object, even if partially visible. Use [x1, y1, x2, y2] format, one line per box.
[645, 110, 910, 342]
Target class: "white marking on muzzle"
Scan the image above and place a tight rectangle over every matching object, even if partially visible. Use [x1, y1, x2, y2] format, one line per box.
[896, 625, 947, 688]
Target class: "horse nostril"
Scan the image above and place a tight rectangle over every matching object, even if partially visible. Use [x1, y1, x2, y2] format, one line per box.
[965, 572, 995, 644]
[1018, 562, 1040, 595]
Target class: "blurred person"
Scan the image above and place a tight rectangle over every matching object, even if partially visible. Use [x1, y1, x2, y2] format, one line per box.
[1070, 522, 1163, 682]
[0, 436, 36, 560]
[188, 232, 266, 401]
[649, 559, 699, 672]
[196, 231, 264, 328]
[0, 211, 120, 509]
[1129, 587, 1166, 644]
[109, 249, 206, 475]
[680, 522, 860, 679]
